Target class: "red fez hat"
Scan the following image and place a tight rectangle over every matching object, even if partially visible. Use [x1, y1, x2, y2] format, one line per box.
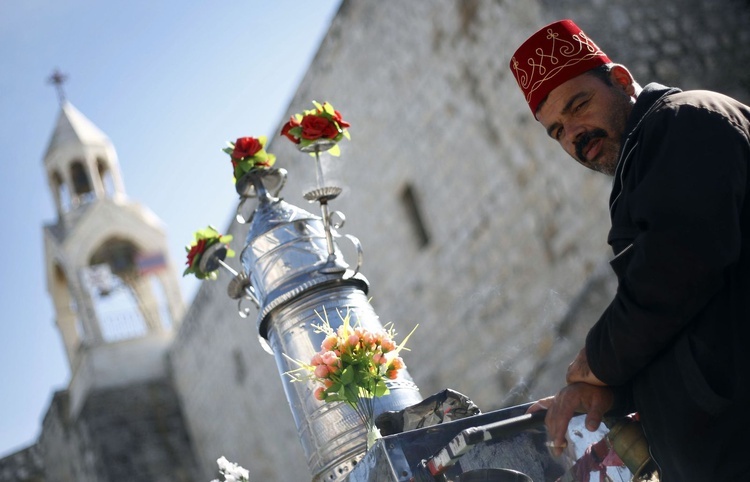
[510, 19, 611, 115]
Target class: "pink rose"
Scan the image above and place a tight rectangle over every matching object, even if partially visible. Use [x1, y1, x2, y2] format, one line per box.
[362, 332, 376, 346]
[321, 351, 339, 367]
[314, 365, 329, 378]
[347, 334, 360, 348]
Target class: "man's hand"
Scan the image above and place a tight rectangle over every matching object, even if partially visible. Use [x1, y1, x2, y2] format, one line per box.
[527, 383, 615, 456]
[566, 347, 606, 386]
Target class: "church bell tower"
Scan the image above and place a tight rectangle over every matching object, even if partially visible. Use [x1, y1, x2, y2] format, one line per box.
[42, 79, 185, 415]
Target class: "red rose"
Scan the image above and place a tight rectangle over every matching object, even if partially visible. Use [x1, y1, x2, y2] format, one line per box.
[186, 239, 208, 267]
[300, 115, 339, 140]
[232, 137, 262, 160]
[280, 116, 301, 143]
[333, 110, 350, 129]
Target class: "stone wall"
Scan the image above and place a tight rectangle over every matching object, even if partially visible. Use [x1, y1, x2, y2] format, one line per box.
[0, 445, 44, 482]
[169, 263, 308, 481]
[33, 381, 198, 482]
[36, 392, 87, 482]
[541, 0, 750, 104]
[169, 0, 750, 480]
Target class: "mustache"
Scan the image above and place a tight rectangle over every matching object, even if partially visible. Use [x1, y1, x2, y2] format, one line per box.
[575, 128, 608, 163]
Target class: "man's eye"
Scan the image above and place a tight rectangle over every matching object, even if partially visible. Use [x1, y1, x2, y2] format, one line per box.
[554, 127, 563, 140]
[575, 100, 588, 112]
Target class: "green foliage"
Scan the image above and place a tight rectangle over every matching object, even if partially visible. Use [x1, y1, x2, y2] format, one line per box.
[182, 225, 234, 280]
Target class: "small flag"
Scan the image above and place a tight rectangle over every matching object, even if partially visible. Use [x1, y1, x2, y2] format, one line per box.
[136, 252, 167, 275]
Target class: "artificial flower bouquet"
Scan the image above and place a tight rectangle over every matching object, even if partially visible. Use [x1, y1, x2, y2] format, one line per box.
[223, 136, 276, 184]
[183, 226, 234, 280]
[286, 308, 416, 448]
[280, 101, 351, 156]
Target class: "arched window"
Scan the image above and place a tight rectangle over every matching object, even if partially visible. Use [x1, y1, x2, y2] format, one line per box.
[70, 161, 90, 194]
[70, 160, 94, 204]
[89, 239, 148, 341]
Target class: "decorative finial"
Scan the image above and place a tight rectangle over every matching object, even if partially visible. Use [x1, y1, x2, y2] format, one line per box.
[47, 68, 68, 104]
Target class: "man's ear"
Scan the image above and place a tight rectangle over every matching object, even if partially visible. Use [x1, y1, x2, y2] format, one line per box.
[610, 65, 636, 96]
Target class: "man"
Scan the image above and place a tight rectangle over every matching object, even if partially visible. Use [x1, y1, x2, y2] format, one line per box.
[509, 19, 750, 481]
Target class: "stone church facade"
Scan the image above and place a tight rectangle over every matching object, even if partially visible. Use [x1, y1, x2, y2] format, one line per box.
[2, 1, 748, 481]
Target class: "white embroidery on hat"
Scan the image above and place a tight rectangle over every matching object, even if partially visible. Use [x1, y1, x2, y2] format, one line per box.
[512, 28, 606, 106]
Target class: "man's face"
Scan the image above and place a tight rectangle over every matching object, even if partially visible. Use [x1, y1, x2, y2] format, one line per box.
[535, 70, 635, 176]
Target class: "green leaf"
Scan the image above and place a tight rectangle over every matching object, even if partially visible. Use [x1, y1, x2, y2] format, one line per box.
[338, 384, 348, 401]
[328, 144, 341, 157]
[374, 380, 389, 397]
[341, 365, 355, 384]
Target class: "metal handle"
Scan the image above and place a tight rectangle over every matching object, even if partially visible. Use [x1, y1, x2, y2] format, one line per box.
[341, 233, 364, 278]
[420, 410, 547, 479]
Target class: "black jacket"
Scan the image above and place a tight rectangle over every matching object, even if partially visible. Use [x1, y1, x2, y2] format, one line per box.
[586, 83, 750, 481]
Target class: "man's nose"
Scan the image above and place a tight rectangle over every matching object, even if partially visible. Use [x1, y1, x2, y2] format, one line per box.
[565, 124, 586, 148]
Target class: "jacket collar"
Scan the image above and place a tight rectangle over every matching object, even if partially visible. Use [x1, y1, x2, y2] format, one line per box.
[609, 83, 681, 213]
[623, 83, 682, 143]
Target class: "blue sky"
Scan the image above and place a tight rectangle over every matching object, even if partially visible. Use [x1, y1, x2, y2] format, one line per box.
[0, 0, 341, 457]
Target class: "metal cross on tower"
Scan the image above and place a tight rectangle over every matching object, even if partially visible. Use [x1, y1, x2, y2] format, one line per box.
[47, 68, 68, 104]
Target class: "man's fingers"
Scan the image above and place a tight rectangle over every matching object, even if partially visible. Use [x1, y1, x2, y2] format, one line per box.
[544, 398, 575, 454]
[526, 396, 554, 413]
[584, 409, 604, 432]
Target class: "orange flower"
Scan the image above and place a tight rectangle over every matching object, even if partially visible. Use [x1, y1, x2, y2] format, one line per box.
[322, 335, 338, 351]
[380, 338, 396, 352]
[314, 387, 326, 401]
